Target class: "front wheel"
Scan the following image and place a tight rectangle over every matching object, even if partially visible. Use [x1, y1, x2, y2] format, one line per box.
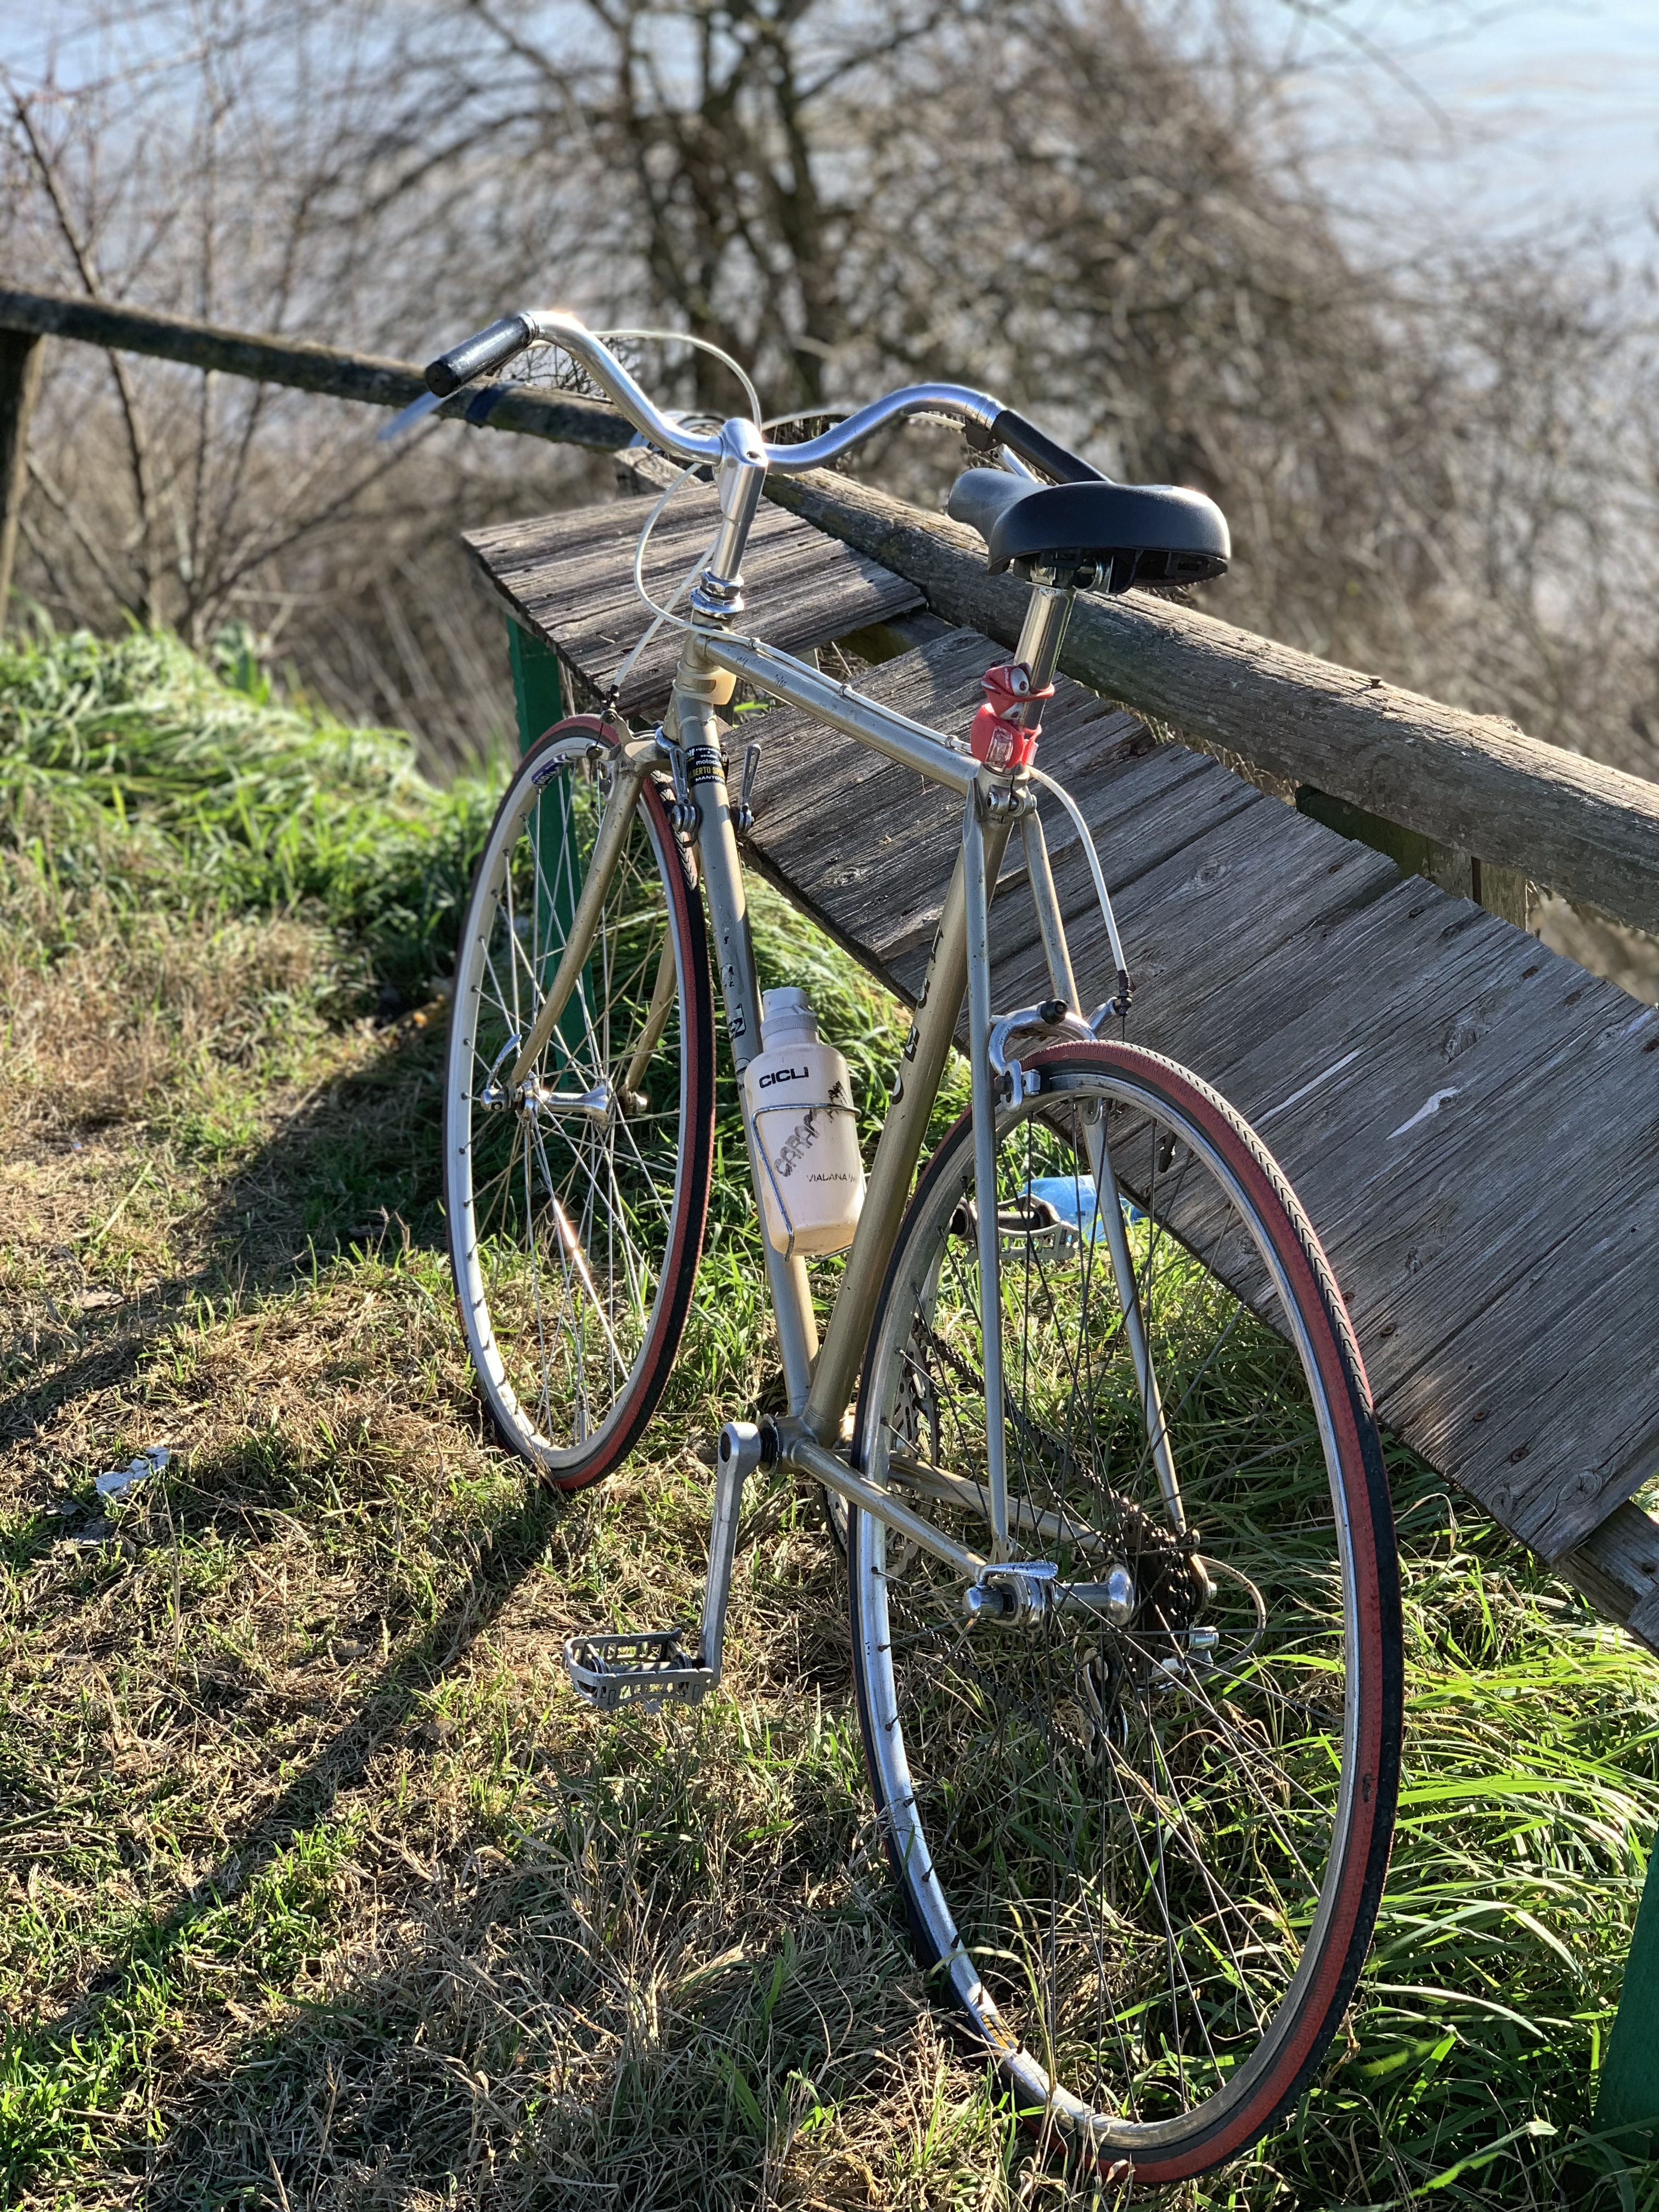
[849, 1041, 1401, 2184]
[444, 715, 715, 1488]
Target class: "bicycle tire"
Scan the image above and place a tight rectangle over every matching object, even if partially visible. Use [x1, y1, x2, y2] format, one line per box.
[848, 1039, 1400, 2183]
[444, 715, 715, 1488]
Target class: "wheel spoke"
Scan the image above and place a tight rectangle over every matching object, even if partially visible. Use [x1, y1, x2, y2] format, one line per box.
[443, 733, 710, 1478]
[851, 1063, 1394, 2166]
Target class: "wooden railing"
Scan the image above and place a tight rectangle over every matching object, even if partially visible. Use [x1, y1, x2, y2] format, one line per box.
[5, 280, 1659, 943]
[0, 284, 631, 644]
[764, 471, 1659, 939]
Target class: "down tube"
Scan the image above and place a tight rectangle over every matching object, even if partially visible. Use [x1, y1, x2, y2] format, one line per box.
[804, 804, 1016, 1442]
[679, 686, 820, 1413]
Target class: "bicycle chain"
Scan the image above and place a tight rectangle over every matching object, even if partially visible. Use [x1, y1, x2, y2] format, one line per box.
[909, 1314, 1204, 1630]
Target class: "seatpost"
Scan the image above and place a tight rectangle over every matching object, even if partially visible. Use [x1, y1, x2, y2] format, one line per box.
[1012, 565, 1083, 698]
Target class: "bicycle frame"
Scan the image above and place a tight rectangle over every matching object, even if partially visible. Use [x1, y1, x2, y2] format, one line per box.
[455, 306, 1177, 1653]
[665, 592, 1176, 1674]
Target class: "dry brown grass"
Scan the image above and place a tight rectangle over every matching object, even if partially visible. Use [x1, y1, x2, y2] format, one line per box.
[0, 871, 1091, 2212]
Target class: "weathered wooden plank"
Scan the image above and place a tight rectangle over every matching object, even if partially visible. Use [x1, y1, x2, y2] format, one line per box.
[1400, 1184, 1659, 1558]
[1323, 973, 1650, 1357]
[990, 758, 1265, 979]
[830, 747, 1224, 979]
[748, 634, 1176, 983]
[991, 787, 1401, 1034]
[1220, 950, 1638, 1355]
[763, 467, 1659, 938]
[747, 630, 1001, 853]
[1122, 894, 1657, 1546]
[974, 789, 1659, 1557]
[1558, 1500, 1659, 1641]
[475, 496, 848, 630]
[467, 499, 902, 657]
[743, 632, 1271, 1002]
[1063, 813, 1656, 1520]
[465, 488, 921, 714]
[1120, 886, 1657, 1545]
[471, 517, 845, 654]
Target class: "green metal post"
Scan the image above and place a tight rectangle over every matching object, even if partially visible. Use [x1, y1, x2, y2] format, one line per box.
[1597, 1838, 1659, 2159]
[503, 617, 584, 1063]
[505, 616, 565, 753]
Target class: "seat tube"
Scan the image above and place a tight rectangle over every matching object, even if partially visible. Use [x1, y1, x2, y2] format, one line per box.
[962, 782, 1012, 1561]
[1013, 570, 1075, 691]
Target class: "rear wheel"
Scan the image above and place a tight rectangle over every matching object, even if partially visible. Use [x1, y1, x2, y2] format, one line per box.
[444, 715, 715, 1488]
[849, 1041, 1400, 2182]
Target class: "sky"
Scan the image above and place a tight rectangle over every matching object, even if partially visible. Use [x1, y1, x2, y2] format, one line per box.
[1220, 0, 1659, 247]
[5, 2, 1657, 255]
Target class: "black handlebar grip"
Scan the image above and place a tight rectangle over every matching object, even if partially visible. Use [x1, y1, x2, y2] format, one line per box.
[987, 407, 1108, 486]
[424, 313, 535, 399]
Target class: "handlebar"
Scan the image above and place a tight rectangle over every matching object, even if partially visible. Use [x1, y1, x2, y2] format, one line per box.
[426, 313, 538, 398]
[424, 308, 1104, 483]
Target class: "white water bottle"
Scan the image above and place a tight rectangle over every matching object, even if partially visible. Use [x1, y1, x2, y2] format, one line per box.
[742, 988, 866, 1258]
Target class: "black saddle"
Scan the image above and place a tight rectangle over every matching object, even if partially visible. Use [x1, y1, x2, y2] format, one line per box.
[947, 467, 1229, 592]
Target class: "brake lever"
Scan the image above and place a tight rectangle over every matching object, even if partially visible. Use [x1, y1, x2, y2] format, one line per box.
[378, 390, 448, 442]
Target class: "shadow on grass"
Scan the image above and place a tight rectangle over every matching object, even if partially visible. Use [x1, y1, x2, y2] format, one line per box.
[0, 1004, 823, 2208]
[0, 1020, 450, 1471]
[13, 1457, 564, 2027]
[2, 1020, 573, 2070]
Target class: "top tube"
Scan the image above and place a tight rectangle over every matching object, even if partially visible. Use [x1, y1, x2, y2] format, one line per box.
[522, 309, 1006, 474]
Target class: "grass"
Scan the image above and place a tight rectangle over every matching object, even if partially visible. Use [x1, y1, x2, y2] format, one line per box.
[1, 624, 1656, 2209]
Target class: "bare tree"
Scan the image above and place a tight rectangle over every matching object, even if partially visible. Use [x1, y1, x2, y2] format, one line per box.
[3, 0, 1656, 795]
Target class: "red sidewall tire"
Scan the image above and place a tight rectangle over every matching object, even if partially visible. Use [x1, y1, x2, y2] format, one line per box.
[444, 715, 715, 1493]
[848, 1037, 1402, 2186]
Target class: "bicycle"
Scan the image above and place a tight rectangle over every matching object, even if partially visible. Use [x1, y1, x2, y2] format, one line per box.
[425, 308, 1403, 2186]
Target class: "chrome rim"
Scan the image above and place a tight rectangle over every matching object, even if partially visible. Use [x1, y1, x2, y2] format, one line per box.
[854, 1066, 1364, 2149]
[447, 739, 692, 1469]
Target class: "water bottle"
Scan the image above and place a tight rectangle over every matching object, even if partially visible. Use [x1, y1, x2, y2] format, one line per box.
[742, 988, 866, 1257]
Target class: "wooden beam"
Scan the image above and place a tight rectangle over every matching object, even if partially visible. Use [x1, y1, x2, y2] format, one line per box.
[0, 284, 633, 454]
[8, 280, 1656, 936]
[761, 470, 1659, 940]
[0, 328, 44, 631]
[1555, 1499, 1659, 1658]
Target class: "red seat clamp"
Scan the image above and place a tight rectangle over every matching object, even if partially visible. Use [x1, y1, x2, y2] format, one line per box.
[968, 661, 1052, 773]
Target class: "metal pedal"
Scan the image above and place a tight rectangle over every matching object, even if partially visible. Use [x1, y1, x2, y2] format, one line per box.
[562, 1628, 713, 1713]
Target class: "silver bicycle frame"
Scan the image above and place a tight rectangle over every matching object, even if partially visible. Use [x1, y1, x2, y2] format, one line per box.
[675, 590, 1167, 1607]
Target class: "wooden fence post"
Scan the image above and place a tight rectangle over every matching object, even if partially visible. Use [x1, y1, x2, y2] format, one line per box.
[0, 329, 44, 633]
[1295, 787, 1532, 927]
